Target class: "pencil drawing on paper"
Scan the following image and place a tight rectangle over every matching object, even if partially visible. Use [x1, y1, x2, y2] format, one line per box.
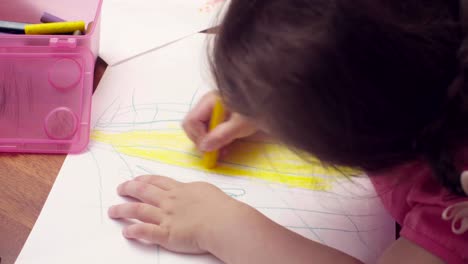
[84, 90, 387, 262]
[92, 129, 340, 190]
[91, 88, 356, 191]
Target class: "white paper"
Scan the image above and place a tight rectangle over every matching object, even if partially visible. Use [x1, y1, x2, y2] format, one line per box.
[17, 34, 395, 264]
[99, 0, 225, 66]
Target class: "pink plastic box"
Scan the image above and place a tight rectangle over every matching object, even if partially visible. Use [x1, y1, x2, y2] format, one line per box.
[0, 0, 102, 153]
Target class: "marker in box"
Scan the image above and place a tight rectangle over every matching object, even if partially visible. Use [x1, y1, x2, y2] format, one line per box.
[40, 12, 66, 23]
[86, 21, 94, 34]
[0, 21, 24, 34]
[0, 20, 85, 35]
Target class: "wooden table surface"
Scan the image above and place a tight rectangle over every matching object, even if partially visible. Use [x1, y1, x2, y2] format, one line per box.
[0, 58, 107, 264]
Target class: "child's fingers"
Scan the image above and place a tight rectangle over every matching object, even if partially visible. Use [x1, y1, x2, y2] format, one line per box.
[220, 147, 229, 159]
[108, 203, 163, 225]
[198, 122, 234, 151]
[123, 223, 169, 245]
[182, 92, 219, 144]
[182, 119, 207, 146]
[117, 180, 166, 206]
[183, 129, 197, 145]
[199, 116, 252, 152]
[190, 92, 219, 119]
[134, 175, 181, 190]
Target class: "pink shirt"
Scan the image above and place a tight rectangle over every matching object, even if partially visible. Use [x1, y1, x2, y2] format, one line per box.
[370, 161, 468, 263]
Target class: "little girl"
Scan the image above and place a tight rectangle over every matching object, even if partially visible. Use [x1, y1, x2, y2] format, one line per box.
[108, 1, 468, 263]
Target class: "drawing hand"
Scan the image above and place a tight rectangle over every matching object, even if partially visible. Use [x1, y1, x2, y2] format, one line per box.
[183, 91, 258, 152]
[108, 175, 249, 254]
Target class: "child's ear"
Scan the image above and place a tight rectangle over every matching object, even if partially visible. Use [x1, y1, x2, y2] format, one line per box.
[461, 171, 468, 195]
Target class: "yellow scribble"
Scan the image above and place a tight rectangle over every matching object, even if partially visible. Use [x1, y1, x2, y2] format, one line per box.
[91, 130, 349, 190]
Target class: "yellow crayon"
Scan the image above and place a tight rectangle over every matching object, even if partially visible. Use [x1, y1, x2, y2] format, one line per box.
[202, 97, 226, 169]
[24, 21, 86, 35]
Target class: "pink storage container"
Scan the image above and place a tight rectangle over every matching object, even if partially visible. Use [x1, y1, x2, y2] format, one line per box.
[0, 0, 102, 153]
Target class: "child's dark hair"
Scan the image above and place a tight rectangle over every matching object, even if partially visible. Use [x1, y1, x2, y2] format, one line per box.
[210, 0, 468, 195]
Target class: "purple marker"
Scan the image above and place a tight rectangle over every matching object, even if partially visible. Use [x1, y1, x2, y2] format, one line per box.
[40, 12, 65, 23]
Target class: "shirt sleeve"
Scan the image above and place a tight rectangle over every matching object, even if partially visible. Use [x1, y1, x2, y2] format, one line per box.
[370, 163, 468, 263]
[400, 183, 468, 264]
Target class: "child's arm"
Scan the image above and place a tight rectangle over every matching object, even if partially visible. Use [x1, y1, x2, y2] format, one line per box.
[200, 199, 362, 264]
[378, 238, 444, 264]
[207, 213, 444, 264]
[108, 175, 362, 264]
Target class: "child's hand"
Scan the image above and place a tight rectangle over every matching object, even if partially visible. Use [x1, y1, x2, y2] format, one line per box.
[183, 91, 258, 152]
[109, 176, 361, 263]
[108, 175, 248, 254]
